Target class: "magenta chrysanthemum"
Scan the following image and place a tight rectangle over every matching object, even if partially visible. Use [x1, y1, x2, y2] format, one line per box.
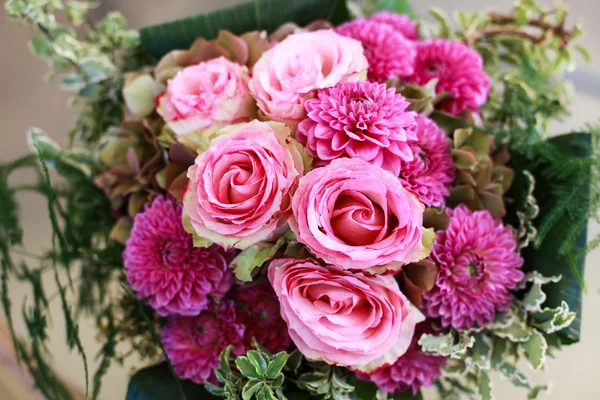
[422, 205, 524, 329]
[399, 115, 454, 207]
[357, 323, 446, 396]
[162, 298, 245, 384]
[369, 11, 419, 40]
[407, 39, 491, 115]
[335, 19, 416, 82]
[296, 81, 417, 175]
[124, 196, 234, 316]
[230, 280, 292, 353]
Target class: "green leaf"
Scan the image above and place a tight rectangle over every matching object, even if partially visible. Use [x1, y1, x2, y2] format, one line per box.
[530, 301, 576, 334]
[574, 45, 592, 63]
[247, 350, 269, 376]
[236, 356, 262, 378]
[418, 330, 475, 358]
[478, 370, 492, 400]
[140, 0, 352, 58]
[231, 245, 278, 282]
[521, 330, 547, 370]
[374, 0, 417, 19]
[469, 333, 492, 370]
[265, 352, 289, 379]
[242, 379, 263, 400]
[510, 133, 591, 343]
[126, 362, 220, 400]
[428, 8, 451, 38]
[285, 350, 303, 374]
[494, 319, 532, 342]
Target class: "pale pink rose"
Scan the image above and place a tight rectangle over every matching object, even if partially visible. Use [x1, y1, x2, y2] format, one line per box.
[183, 120, 304, 249]
[249, 30, 368, 125]
[158, 56, 255, 137]
[268, 258, 424, 373]
[290, 158, 429, 273]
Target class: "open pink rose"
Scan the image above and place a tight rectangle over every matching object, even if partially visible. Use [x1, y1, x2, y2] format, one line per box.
[269, 258, 424, 373]
[290, 158, 429, 273]
[183, 120, 304, 249]
[249, 30, 368, 125]
[158, 56, 255, 137]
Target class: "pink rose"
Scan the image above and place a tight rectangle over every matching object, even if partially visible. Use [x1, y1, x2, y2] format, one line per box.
[158, 56, 255, 137]
[249, 30, 368, 125]
[268, 258, 424, 372]
[290, 158, 429, 273]
[183, 120, 304, 249]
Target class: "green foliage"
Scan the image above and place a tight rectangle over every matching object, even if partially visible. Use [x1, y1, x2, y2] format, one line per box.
[423, 0, 586, 150]
[207, 346, 290, 399]
[231, 231, 295, 282]
[0, 130, 126, 399]
[424, 273, 574, 399]
[139, 0, 352, 59]
[5, 0, 150, 145]
[508, 132, 597, 343]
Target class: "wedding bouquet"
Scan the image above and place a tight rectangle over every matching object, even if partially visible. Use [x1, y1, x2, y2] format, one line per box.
[2, 0, 598, 399]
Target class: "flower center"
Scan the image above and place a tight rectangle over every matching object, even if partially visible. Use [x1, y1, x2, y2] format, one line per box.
[160, 240, 189, 269]
[193, 314, 220, 347]
[330, 192, 387, 246]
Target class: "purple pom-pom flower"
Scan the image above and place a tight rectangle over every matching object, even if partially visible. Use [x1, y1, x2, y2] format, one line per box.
[422, 205, 524, 329]
[369, 11, 419, 40]
[399, 115, 454, 207]
[161, 298, 245, 384]
[335, 19, 416, 82]
[407, 39, 491, 115]
[124, 196, 234, 316]
[297, 81, 417, 176]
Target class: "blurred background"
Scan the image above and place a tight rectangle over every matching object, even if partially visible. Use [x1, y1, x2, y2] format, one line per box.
[0, 0, 599, 399]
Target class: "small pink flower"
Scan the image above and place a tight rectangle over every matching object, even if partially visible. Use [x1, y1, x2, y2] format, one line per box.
[183, 120, 304, 249]
[422, 205, 524, 329]
[336, 19, 416, 82]
[357, 323, 446, 396]
[407, 39, 491, 115]
[269, 258, 424, 373]
[290, 158, 428, 273]
[158, 56, 255, 136]
[249, 30, 368, 125]
[369, 11, 419, 40]
[230, 280, 292, 353]
[399, 115, 454, 207]
[297, 81, 417, 175]
[162, 298, 245, 384]
[124, 196, 233, 316]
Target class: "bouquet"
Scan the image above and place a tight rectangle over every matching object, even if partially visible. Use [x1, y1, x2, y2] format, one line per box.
[2, 0, 598, 399]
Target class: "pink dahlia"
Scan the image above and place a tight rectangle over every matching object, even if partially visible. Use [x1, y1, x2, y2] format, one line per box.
[335, 19, 416, 82]
[297, 81, 417, 175]
[230, 280, 292, 353]
[407, 39, 491, 115]
[124, 196, 234, 316]
[162, 298, 245, 384]
[422, 205, 524, 329]
[399, 115, 454, 207]
[357, 323, 446, 396]
[369, 11, 419, 40]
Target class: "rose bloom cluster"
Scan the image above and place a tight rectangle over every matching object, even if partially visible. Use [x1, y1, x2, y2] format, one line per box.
[121, 10, 522, 395]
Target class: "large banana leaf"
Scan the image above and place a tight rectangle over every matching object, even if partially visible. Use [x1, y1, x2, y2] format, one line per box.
[140, 0, 352, 58]
[126, 362, 219, 400]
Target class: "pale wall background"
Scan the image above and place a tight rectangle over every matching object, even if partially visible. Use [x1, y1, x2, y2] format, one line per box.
[0, 1, 599, 399]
